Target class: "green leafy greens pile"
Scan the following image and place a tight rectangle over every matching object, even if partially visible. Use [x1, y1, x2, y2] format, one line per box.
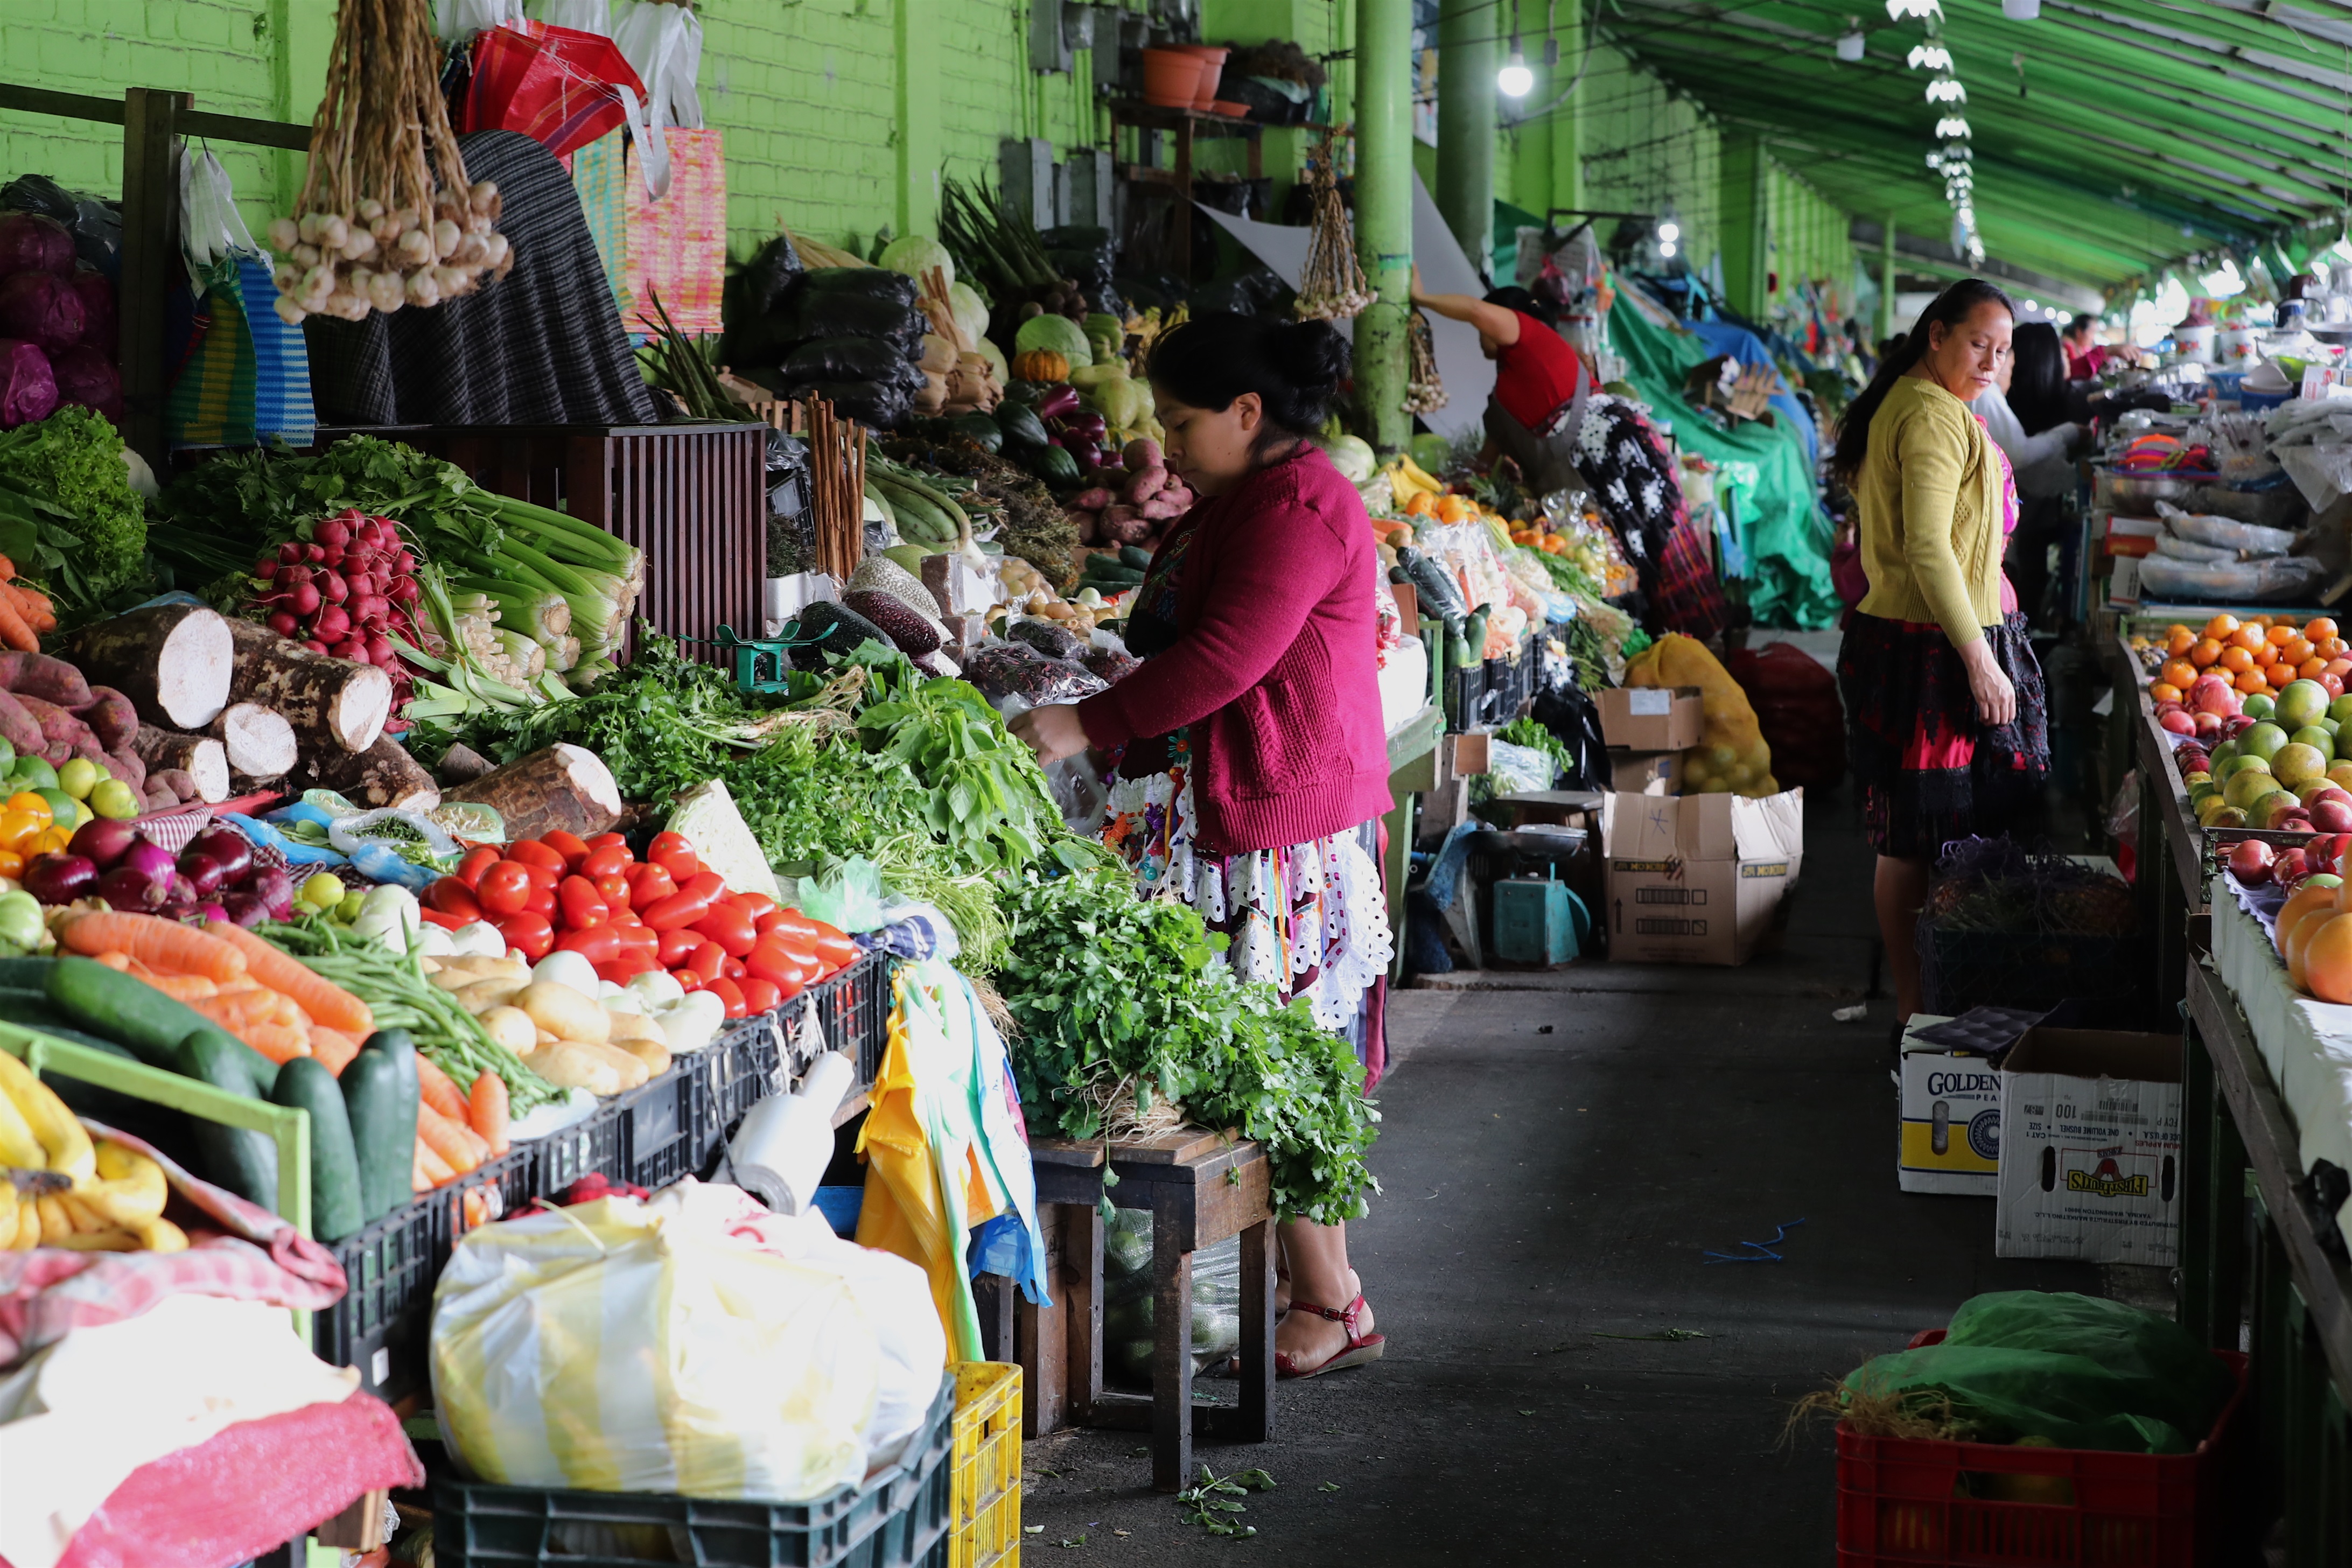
[0, 408, 149, 620]
[997, 865, 1379, 1225]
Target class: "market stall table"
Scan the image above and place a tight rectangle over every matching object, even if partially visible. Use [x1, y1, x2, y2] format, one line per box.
[2100, 622, 2203, 1018]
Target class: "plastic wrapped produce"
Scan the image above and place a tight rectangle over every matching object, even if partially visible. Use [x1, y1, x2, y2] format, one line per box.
[961, 639, 1108, 705]
[1006, 616, 1087, 662]
[0, 211, 75, 275]
[778, 377, 914, 430]
[783, 335, 925, 388]
[2155, 501, 2297, 557]
[2136, 552, 2328, 603]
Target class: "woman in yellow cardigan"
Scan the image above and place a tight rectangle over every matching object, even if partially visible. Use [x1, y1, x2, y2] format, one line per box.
[1831, 279, 2050, 1021]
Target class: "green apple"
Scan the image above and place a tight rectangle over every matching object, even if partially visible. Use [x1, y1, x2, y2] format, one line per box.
[2245, 692, 2279, 721]
[2244, 721, 2291, 762]
[53, 757, 97, 801]
[2292, 726, 2337, 763]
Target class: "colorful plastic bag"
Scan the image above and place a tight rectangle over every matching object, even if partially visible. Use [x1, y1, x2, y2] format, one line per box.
[166, 255, 314, 451]
[572, 124, 726, 335]
[463, 20, 645, 160]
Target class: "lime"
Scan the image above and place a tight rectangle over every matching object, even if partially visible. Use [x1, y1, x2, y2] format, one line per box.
[0, 737, 13, 775]
[88, 779, 140, 821]
[31, 787, 78, 824]
[8, 757, 57, 792]
[2244, 692, 2278, 720]
[54, 757, 97, 801]
[298, 871, 346, 909]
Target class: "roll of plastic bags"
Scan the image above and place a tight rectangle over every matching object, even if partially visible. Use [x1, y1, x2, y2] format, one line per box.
[2135, 551, 2328, 603]
[2155, 501, 2297, 558]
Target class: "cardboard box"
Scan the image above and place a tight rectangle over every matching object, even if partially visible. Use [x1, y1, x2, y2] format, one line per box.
[1897, 1014, 2004, 1196]
[1599, 789, 1804, 965]
[1995, 1027, 2183, 1265]
[1607, 750, 1680, 795]
[2103, 514, 2162, 559]
[1597, 685, 1704, 751]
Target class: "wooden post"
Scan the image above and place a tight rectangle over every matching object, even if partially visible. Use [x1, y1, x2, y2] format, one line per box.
[119, 87, 187, 475]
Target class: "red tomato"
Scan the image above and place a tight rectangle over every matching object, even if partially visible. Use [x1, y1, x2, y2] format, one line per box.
[516, 859, 562, 890]
[688, 940, 727, 982]
[747, 939, 811, 989]
[587, 832, 629, 850]
[720, 955, 746, 980]
[730, 892, 778, 922]
[642, 886, 718, 931]
[456, 845, 503, 889]
[607, 949, 659, 980]
[581, 843, 633, 880]
[704, 976, 747, 1019]
[768, 907, 818, 938]
[524, 879, 558, 919]
[648, 831, 701, 883]
[624, 863, 676, 906]
[753, 908, 787, 934]
[418, 908, 470, 930]
[496, 912, 555, 960]
[507, 839, 566, 873]
[611, 916, 658, 953]
[555, 924, 623, 964]
[692, 904, 759, 957]
[657, 926, 703, 966]
[475, 862, 533, 919]
[737, 976, 781, 1015]
[558, 875, 610, 928]
[681, 872, 726, 902]
[671, 967, 704, 993]
[540, 830, 592, 870]
[425, 876, 484, 921]
[594, 872, 633, 912]
[812, 933, 859, 970]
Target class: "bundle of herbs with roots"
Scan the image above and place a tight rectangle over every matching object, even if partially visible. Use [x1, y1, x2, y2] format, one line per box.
[1293, 136, 1375, 322]
[1404, 308, 1447, 414]
[268, 0, 510, 324]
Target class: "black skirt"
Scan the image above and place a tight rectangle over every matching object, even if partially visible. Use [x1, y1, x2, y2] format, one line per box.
[1836, 611, 2050, 860]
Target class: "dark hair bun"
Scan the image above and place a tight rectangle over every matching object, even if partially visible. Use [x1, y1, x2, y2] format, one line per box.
[1148, 312, 1349, 437]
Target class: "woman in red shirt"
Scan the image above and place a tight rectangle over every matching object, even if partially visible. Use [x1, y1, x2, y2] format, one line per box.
[1010, 313, 1394, 1378]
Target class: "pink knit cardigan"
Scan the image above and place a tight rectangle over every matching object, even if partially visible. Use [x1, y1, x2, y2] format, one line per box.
[1075, 443, 1394, 855]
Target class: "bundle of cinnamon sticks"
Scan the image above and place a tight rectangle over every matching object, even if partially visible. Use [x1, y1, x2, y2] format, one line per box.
[801, 396, 867, 582]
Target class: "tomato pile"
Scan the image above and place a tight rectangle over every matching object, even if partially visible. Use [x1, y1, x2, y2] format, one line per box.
[418, 829, 860, 1020]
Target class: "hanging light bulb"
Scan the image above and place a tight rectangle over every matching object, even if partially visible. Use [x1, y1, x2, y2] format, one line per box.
[1935, 115, 1972, 139]
[1925, 76, 1966, 103]
[1497, 47, 1535, 97]
[1907, 43, 1952, 70]
[1658, 220, 1681, 243]
[1660, 240, 1678, 258]
[1836, 19, 1866, 61]
[1886, 0, 1942, 20]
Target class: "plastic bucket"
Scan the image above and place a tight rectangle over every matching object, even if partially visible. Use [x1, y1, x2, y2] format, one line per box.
[1174, 44, 1228, 109]
[1142, 48, 1206, 108]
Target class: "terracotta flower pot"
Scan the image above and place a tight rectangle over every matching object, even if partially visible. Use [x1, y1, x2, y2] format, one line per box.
[1174, 44, 1229, 110]
[1142, 48, 1207, 109]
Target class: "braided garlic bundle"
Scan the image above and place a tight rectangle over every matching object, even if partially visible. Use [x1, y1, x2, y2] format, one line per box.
[268, 0, 513, 325]
[1293, 133, 1375, 324]
[1403, 308, 1447, 415]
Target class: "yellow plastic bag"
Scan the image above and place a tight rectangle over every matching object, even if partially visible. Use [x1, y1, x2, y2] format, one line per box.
[1625, 632, 1780, 796]
[431, 1183, 884, 1501]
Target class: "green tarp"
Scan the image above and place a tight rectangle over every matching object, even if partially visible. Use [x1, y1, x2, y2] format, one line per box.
[1608, 300, 1838, 629]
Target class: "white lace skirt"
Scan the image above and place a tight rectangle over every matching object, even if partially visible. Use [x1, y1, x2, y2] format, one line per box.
[1101, 736, 1393, 1033]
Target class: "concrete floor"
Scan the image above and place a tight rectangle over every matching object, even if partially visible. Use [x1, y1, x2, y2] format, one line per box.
[1017, 782, 2152, 1564]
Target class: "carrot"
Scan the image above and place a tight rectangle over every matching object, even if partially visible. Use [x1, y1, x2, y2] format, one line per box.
[469, 1070, 509, 1157]
[308, 1026, 362, 1077]
[124, 962, 221, 1002]
[202, 920, 374, 1035]
[0, 581, 52, 634]
[415, 1136, 454, 1192]
[188, 990, 277, 1030]
[241, 1023, 312, 1064]
[415, 1054, 471, 1122]
[64, 912, 248, 984]
[258, 988, 307, 1031]
[0, 592, 35, 653]
[416, 1102, 485, 1174]
[94, 951, 131, 971]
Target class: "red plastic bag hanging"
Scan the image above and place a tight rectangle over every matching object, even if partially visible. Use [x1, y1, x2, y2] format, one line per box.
[462, 21, 646, 160]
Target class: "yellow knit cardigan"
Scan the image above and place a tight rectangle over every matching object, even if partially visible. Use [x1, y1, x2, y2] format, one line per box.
[1853, 375, 2006, 646]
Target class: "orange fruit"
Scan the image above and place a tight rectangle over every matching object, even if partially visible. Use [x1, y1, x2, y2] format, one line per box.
[2231, 625, 2267, 653]
[2167, 628, 2196, 655]
[2309, 617, 2340, 642]
[2221, 645, 2256, 674]
[2305, 915, 2352, 1002]
[2287, 636, 2316, 666]
[2321, 637, 2348, 659]
[2303, 657, 2330, 680]
[2281, 884, 2346, 953]
[2161, 658, 2197, 689]
[2150, 681, 2183, 704]
[2237, 669, 2271, 694]
[2270, 661, 2298, 689]
[2190, 638, 2224, 667]
[2207, 613, 2242, 638]
[2288, 908, 2342, 991]
[2271, 623, 2299, 646]
[2257, 641, 2281, 667]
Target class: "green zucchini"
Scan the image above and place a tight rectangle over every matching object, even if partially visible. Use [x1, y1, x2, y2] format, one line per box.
[874, 480, 956, 544]
[44, 954, 276, 1088]
[1117, 545, 1155, 571]
[948, 412, 1004, 452]
[174, 1027, 279, 1212]
[342, 1030, 420, 1224]
[274, 1056, 366, 1242]
[0, 956, 56, 990]
[1030, 446, 1081, 485]
[876, 466, 971, 535]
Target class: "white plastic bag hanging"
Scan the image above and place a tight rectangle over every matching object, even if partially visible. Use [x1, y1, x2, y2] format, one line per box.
[177, 146, 258, 281]
[610, 0, 705, 200]
[434, 0, 526, 39]
[529, 0, 612, 32]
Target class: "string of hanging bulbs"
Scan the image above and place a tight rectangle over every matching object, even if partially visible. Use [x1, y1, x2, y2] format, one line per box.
[1842, 0, 1983, 267]
[1495, 0, 1558, 98]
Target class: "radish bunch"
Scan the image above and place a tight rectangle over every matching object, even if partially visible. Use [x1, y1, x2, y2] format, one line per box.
[245, 508, 421, 710]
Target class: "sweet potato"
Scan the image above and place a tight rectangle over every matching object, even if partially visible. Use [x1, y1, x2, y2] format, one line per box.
[1072, 509, 1102, 547]
[1071, 487, 1115, 512]
[1100, 505, 1152, 545]
[106, 747, 145, 794]
[11, 692, 92, 754]
[0, 689, 40, 754]
[1123, 437, 1163, 470]
[0, 652, 93, 710]
[150, 768, 199, 802]
[77, 686, 137, 751]
[1140, 492, 1189, 521]
[1122, 467, 1168, 506]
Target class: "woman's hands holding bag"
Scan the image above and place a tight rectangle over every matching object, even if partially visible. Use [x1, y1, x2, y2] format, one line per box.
[1958, 634, 2018, 727]
[1009, 703, 1090, 765]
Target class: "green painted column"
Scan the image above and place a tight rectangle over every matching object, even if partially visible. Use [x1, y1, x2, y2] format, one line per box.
[893, 0, 942, 237]
[1880, 214, 1898, 340]
[1718, 130, 1767, 320]
[1551, 0, 1583, 220]
[1355, 0, 1413, 455]
[1436, 0, 1496, 274]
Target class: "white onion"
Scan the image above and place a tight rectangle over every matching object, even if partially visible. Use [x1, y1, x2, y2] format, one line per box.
[340, 229, 376, 262]
[481, 233, 510, 268]
[406, 270, 441, 307]
[431, 219, 461, 260]
[357, 197, 384, 222]
[320, 214, 349, 250]
[470, 180, 498, 209]
[297, 211, 325, 244]
[396, 228, 432, 265]
[291, 242, 322, 269]
[272, 262, 301, 292]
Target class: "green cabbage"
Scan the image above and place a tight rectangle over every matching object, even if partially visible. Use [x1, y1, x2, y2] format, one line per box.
[948, 282, 989, 345]
[1014, 313, 1092, 367]
[879, 235, 954, 288]
[1324, 433, 1377, 484]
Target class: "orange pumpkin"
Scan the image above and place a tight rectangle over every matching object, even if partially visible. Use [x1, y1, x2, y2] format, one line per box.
[1012, 349, 1069, 383]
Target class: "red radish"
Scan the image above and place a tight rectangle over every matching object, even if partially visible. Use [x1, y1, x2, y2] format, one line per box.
[303, 639, 328, 655]
[354, 595, 388, 626]
[333, 635, 367, 661]
[254, 555, 278, 576]
[304, 542, 327, 563]
[389, 576, 420, 606]
[316, 516, 351, 551]
[267, 610, 299, 637]
[346, 571, 376, 599]
[313, 603, 351, 642]
[365, 633, 395, 665]
[278, 540, 306, 565]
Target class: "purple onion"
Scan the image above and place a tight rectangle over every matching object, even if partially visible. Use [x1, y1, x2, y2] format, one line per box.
[66, 817, 138, 870]
[22, 852, 97, 904]
[194, 901, 228, 925]
[96, 865, 166, 912]
[119, 839, 176, 888]
[217, 891, 268, 927]
[187, 825, 254, 884]
[250, 864, 293, 920]
[178, 851, 228, 899]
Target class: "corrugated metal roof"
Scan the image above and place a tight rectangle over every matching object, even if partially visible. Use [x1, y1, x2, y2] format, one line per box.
[1589, 0, 2352, 291]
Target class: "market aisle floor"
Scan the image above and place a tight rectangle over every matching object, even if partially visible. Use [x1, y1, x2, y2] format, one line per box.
[1018, 780, 2140, 1564]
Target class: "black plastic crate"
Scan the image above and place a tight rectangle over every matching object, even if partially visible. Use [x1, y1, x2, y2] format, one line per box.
[536, 1096, 627, 1193]
[433, 1372, 954, 1568]
[1482, 635, 1537, 724]
[1441, 660, 1483, 733]
[808, 949, 892, 1087]
[1917, 927, 2147, 1022]
[316, 1143, 537, 1404]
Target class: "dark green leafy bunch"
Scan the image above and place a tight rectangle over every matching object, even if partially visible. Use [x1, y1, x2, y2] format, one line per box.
[0, 407, 149, 620]
[996, 865, 1379, 1224]
[857, 676, 1062, 871]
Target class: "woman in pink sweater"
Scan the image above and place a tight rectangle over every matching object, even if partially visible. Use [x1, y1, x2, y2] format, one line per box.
[1010, 313, 1394, 1378]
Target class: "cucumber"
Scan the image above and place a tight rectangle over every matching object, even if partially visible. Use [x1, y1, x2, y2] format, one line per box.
[1396, 547, 1467, 620]
[0, 956, 56, 990]
[1117, 545, 1155, 571]
[174, 1027, 279, 1212]
[44, 954, 277, 1087]
[274, 1056, 366, 1242]
[342, 1030, 420, 1224]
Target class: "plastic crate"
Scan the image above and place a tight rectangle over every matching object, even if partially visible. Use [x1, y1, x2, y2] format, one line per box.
[808, 949, 892, 1087]
[433, 1371, 956, 1568]
[1835, 1333, 2247, 1567]
[1917, 928, 2145, 1021]
[318, 1144, 538, 1402]
[948, 1363, 1021, 1568]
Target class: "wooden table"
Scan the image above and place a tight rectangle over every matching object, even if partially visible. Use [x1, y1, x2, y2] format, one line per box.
[992, 1130, 1276, 1493]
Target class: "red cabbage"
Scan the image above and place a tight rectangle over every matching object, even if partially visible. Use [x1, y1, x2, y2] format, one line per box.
[49, 344, 120, 420]
[0, 340, 58, 429]
[0, 272, 82, 353]
[0, 213, 74, 277]
[70, 269, 115, 356]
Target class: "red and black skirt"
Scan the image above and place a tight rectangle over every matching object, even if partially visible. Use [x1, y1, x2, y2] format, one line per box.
[1836, 611, 2049, 860]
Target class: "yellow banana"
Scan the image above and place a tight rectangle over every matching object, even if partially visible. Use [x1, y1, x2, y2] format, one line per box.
[37, 1194, 72, 1242]
[131, 1215, 188, 1252]
[52, 1228, 141, 1252]
[0, 1181, 17, 1249]
[0, 1080, 45, 1171]
[76, 1143, 167, 1226]
[0, 1053, 93, 1182]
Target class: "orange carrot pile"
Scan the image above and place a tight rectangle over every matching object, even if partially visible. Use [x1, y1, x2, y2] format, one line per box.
[0, 556, 55, 653]
[61, 909, 368, 1068]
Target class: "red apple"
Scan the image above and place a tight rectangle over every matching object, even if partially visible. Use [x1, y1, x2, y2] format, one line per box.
[2311, 824, 2352, 865]
[2193, 711, 2224, 737]
[2231, 839, 2277, 883]
[2191, 674, 2242, 717]
[2225, 715, 2259, 739]
[2278, 844, 2313, 885]
[2155, 699, 2186, 717]
[2326, 674, 2347, 699]
[2161, 709, 2197, 735]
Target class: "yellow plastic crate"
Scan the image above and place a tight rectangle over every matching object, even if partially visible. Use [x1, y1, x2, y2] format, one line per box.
[949, 1361, 1021, 1568]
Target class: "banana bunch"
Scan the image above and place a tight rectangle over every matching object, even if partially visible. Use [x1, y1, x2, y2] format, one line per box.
[1383, 454, 1444, 506]
[0, 1052, 186, 1253]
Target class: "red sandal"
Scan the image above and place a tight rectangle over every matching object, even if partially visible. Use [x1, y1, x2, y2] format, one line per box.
[1274, 1294, 1385, 1379]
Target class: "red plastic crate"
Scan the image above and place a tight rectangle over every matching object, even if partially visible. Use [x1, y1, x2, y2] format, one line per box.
[1835, 1331, 2246, 1567]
